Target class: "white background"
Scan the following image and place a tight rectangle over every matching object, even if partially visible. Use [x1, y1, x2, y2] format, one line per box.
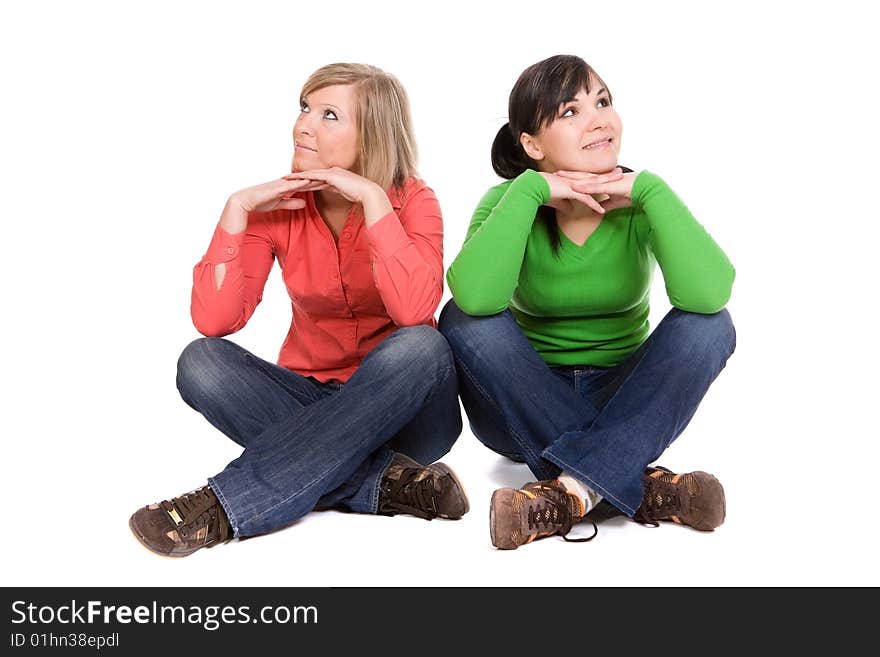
[2, 0, 878, 586]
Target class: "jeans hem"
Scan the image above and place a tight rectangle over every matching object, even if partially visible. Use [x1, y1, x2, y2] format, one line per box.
[541, 448, 637, 517]
[208, 476, 241, 539]
[368, 450, 395, 515]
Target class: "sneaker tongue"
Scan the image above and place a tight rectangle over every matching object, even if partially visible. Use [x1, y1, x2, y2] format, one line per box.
[567, 493, 586, 519]
[546, 480, 585, 519]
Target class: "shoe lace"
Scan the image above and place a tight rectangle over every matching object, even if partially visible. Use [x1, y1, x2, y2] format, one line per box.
[379, 469, 441, 520]
[526, 484, 598, 543]
[632, 506, 660, 527]
[161, 487, 230, 544]
[633, 477, 681, 528]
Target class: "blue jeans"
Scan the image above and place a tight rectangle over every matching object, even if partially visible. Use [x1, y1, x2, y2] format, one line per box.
[175, 326, 462, 538]
[438, 300, 736, 517]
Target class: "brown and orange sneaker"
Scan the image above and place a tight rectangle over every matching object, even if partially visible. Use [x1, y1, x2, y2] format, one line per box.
[129, 484, 232, 557]
[634, 466, 726, 531]
[490, 479, 598, 550]
[378, 455, 469, 520]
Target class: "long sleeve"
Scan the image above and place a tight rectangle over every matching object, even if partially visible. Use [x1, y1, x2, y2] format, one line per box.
[633, 171, 735, 313]
[190, 211, 276, 336]
[446, 169, 549, 315]
[364, 185, 444, 326]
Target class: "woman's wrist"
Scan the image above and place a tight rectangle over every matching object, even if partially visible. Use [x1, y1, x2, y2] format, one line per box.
[220, 196, 249, 234]
[361, 185, 394, 226]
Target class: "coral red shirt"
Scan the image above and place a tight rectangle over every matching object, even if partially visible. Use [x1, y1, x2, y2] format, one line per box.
[191, 178, 444, 383]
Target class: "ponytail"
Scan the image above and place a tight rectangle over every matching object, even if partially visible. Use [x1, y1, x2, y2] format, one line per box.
[491, 123, 534, 180]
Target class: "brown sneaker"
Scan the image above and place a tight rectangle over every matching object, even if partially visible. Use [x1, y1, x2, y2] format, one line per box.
[129, 484, 232, 557]
[490, 479, 597, 550]
[378, 454, 469, 520]
[634, 466, 726, 531]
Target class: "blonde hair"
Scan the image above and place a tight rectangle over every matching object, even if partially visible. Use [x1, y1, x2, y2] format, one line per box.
[299, 63, 418, 192]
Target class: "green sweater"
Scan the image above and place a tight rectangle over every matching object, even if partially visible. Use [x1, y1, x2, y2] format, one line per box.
[446, 169, 735, 367]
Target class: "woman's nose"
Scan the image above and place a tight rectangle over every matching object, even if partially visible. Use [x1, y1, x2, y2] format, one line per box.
[294, 115, 315, 137]
[584, 109, 606, 131]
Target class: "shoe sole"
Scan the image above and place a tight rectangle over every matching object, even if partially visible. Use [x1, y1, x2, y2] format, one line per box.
[489, 489, 518, 550]
[128, 514, 202, 558]
[688, 472, 726, 531]
[430, 463, 470, 519]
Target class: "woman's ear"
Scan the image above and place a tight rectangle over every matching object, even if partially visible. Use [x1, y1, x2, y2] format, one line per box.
[520, 132, 543, 161]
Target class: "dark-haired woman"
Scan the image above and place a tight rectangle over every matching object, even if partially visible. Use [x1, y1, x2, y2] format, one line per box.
[438, 55, 735, 549]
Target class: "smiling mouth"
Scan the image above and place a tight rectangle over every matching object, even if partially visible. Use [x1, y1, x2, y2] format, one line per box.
[583, 138, 612, 150]
[295, 144, 317, 152]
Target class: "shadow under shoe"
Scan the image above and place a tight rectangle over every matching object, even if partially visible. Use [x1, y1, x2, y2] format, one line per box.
[378, 454, 469, 520]
[633, 466, 726, 531]
[129, 484, 232, 557]
[490, 479, 598, 550]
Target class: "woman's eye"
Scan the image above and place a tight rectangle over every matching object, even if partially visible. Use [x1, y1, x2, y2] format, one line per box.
[300, 104, 310, 113]
[561, 107, 575, 118]
[324, 110, 338, 120]
[597, 97, 610, 108]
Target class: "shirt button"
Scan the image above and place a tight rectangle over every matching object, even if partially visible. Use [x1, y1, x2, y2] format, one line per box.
[343, 232, 352, 240]
[226, 247, 235, 255]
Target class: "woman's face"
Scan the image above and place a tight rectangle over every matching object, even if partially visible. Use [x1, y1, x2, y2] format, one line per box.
[522, 82, 622, 174]
[293, 84, 359, 172]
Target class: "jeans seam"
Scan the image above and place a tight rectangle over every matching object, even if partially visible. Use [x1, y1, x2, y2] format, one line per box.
[588, 331, 655, 426]
[543, 332, 659, 517]
[452, 355, 550, 476]
[540, 328, 661, 517]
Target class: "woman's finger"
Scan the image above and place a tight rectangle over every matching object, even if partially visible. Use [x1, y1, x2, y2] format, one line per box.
[282, 183, 327, 199]
[282, 174, 316, 182]
[569, 181, 611, 195]
[285, 169, 334, 181]
[571, 192, 606, 214]
[275, 198, 307, 211]
[277, 177, 319, 189]
[600, 196, 632, 212]
[285, 180, 327, 192]
[544, 198, 573, 214]
[556, 168, 622, 181]
[571, 174, 630, 194]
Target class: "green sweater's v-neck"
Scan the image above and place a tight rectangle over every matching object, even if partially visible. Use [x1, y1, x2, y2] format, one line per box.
[556, 214, 610, 256]
[446, 169, 735, 367]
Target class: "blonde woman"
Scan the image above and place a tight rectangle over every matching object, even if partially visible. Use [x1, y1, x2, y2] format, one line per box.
[130, 63, 467, 558]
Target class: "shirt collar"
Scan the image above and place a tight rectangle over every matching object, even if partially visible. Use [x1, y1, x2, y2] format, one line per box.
[386, 185, 403, 210]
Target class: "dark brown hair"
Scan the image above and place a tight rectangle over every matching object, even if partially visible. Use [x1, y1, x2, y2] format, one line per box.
[491, 55, 628, 255]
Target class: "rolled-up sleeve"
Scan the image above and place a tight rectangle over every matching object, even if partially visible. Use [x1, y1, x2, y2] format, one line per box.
[365, 185, 444, 326]
[190, 211, 276, 336]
